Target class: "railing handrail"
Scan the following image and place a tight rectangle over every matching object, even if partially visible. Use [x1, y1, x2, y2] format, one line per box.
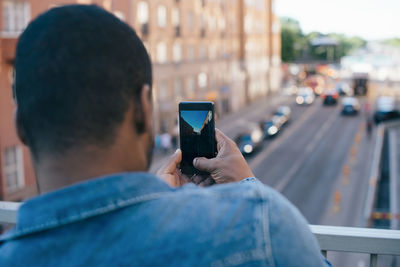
[310, 225, 400, 256]
[1, 201, 400, 258]
[0, 201, 20, 224]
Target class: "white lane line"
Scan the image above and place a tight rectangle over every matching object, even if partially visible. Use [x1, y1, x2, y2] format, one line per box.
[249, 103, 319, 170]
[275, 111, 338, 192]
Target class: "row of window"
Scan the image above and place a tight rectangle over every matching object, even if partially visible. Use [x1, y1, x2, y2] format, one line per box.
[153, 42, 232, 64]
[3, 145, 25, 194]
[137, 2, 228, 33]
[2, 1, 30, 34]
[156, 72, 226, 101]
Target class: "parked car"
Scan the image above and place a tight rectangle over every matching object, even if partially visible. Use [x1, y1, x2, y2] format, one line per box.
[274, 106, 291, 123]
[322, 90, 339, 105]
[341, 97, 360, 115]
[296, 87, 315, 105]
[235, 126, 263, 155]
[373, 96, 400, 123]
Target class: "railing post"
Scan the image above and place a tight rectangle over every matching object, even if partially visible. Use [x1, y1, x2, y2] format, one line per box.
[321, 250, 327, 258]
[370, 254, 377, 267]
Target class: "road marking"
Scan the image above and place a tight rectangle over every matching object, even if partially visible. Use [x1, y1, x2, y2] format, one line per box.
[332, 191, 341, 214]
[249, 103, 319, 170]
[274, 108, 338, 192]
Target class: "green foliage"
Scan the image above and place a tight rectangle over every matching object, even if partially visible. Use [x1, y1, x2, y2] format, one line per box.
[280, 17, 366, 62]
[383, 38, 400, 47]
[280, 17, 304, 62]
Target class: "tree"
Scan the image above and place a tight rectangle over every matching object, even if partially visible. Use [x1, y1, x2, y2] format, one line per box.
[280, 16, 366, 62]
[384, 38, 400, 47]
[280, 17, 304, 62]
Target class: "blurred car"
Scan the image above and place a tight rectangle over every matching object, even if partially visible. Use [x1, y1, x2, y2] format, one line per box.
[322, 90, 339, 105]
[274, 106, 291, 123]
[341, 97, 360, 115]
[282, 84, 298, 96]
[296, 87, 315, 105]
[260, 120, 280, 139]
[335, 82, 352, 96]
[373, 96, 400, 123]
[235, 126, 263, 155]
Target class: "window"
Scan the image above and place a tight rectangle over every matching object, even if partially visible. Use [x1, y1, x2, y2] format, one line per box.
[208, 16, 216, 32]
[244, 15, 252, 33]
[200, 15, 206, 37]
[157, 5, 167, 28]
[156, 42, 168, 63]
[172, 7, 180, 26]
[198, 72, 208, 88]
[4, 146, 25, 193]
[174, 79, 183, 98]
[137, 1, 149, 24]
[158, 81, 169, 100]
[218, 17, 226, 31]
[209, 44, 217, 59]
[187, 12, 194, 30]
[187, 76, 196, 96]
[173, 43, 182, 62]
[199, 44, 207, 60]
[113, 11, 125, 21]
[187, 45, 195, 60]
[2, 1, 30, 34]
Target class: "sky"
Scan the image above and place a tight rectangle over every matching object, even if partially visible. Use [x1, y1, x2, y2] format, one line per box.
[180, 110, 209, 133]
[275, 0, 400, 40]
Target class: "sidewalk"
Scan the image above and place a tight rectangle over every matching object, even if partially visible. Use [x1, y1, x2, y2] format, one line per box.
[149, 94, 291, 173]
[389, 124, 400, 230]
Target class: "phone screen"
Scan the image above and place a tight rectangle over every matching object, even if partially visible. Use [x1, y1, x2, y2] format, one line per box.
[179, 102, 216, 175]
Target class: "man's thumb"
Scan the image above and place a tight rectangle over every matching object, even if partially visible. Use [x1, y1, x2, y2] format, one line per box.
[193, 157, 216, 172]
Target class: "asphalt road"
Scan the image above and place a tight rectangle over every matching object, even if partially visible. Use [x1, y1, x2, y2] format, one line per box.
[248, 97, 373, 225]
[244, 95, 379, 267]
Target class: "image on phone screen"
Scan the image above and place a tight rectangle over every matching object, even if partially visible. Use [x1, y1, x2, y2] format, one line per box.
[179, 102, 215, 175]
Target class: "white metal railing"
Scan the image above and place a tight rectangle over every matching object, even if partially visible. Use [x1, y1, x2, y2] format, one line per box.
[311, 225, 400, 267]
[0, 201, 20, 224]
[0, 202, 399, 266]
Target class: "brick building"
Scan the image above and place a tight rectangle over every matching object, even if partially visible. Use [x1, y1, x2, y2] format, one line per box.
[0, 0, 281, 201]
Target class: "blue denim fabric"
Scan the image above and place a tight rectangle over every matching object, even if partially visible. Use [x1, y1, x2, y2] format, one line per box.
[0, 173, 330, 266]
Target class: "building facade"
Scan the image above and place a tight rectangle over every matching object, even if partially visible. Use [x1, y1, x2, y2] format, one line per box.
[0, 0, 281, 201]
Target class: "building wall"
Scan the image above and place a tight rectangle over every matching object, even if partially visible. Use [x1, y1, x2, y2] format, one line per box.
[0, 0, 281, 201]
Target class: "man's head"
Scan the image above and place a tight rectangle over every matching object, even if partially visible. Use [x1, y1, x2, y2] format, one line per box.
[14, 5, 154, 184]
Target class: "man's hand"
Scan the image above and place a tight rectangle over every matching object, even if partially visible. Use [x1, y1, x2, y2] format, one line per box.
[193, 129, 254, 184]
[157, 149, 189, 187]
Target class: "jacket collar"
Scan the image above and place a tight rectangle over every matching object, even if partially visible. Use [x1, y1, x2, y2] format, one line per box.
[1, 172, 173, 241]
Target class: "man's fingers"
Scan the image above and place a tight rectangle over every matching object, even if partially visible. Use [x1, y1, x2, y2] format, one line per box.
[157, 149, 181, 175]
[215, 128, 228, 145]
[215, 128, 234, 152]
[191, 174, 207, 185]
[193, 157, 217, 173]
[199, 177, 215, 187]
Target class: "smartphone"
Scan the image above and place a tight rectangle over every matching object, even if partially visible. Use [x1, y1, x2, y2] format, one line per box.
[179, 101, 216, 176]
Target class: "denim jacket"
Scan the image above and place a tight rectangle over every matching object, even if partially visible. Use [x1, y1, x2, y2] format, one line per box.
[0, 173, 330, 266]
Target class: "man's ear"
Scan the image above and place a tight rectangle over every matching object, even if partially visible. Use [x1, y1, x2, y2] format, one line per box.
[14, 108, 28, 145]
[140, 84, 152, 135]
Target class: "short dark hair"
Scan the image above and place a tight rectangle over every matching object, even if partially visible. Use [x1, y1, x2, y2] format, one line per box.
[14, 5, 152, 159]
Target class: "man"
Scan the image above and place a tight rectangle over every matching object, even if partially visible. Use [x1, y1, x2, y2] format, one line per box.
[0, 5, 330, 266]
